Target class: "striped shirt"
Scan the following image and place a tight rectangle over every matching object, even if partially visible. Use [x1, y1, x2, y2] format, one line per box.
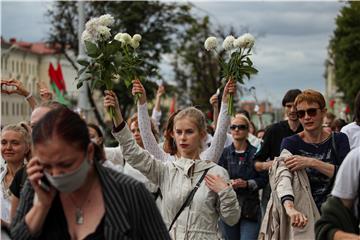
[10, 162, 170, 240]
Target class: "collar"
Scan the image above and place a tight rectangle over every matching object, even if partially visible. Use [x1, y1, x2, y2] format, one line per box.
[173, 157, 217, 177]
[229, 140, 252, 155]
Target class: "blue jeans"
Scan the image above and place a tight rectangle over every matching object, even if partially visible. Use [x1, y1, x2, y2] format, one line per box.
[219, 212, 261, 240]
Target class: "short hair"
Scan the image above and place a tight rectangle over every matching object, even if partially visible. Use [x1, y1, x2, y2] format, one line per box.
[282, 89, 302, 107]
[236, 110, 251, 121]
[294, 89, 326, 110]
[325, 112, 336, 121]
[2, 123, 32, 160]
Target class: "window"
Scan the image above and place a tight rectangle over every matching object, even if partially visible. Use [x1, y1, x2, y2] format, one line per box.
[12, 60, 14, 71]
[29, 63, 32, 75]
[12, 103, 15, 115]
[21, 103, 24, 116]
[1, 102, 4, 115]
[16, 103, 19, 116]
[16, 61, 19, 73]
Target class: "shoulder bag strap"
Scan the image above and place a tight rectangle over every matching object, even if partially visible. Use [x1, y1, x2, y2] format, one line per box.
[168, 168, 211, 231]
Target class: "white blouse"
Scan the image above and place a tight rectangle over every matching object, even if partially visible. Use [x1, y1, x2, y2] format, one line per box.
[137, 101, 230, 163]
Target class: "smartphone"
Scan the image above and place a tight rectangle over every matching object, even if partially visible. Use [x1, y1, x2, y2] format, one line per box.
[38, 175, 51, 192]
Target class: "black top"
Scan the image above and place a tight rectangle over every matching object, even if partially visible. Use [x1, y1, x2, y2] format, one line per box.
[281, 132, 350, 210]
[254, 120, 303, 162]
[10, 162, 170, 240]
[9, 166, 27, 198]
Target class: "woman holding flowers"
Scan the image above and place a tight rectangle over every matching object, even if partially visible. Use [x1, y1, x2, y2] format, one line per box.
[133, 78, 235, 163]
[104, 88, 240, 239]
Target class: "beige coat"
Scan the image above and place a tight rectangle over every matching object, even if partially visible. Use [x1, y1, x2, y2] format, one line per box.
[113, 126, 240, 240]
[259, 150, 320, 240]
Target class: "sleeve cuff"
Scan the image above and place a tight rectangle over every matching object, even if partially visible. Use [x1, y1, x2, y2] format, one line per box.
[281, 194, 294, 205]
[113, 121, 126, 133]
[247, 179, 258, 191]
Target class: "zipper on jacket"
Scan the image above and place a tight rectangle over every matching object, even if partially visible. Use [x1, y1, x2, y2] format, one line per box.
[184, 166, 195, 239]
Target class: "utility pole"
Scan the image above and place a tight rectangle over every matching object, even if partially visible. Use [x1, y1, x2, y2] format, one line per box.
[77, 1, 91, 119]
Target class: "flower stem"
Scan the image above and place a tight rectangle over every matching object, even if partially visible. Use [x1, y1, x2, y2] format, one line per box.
[228, 94, 234, 116]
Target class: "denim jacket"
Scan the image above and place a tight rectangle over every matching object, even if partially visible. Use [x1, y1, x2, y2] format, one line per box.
[218, 142, 267, 201]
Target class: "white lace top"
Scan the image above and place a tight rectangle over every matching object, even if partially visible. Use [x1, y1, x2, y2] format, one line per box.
[137, 101, 230, 163]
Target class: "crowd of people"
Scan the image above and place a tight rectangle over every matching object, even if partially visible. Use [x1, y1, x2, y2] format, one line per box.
[1, 77, 359, 240]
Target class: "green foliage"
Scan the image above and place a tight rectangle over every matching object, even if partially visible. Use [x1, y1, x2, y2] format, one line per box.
[330, 2, 360, 109]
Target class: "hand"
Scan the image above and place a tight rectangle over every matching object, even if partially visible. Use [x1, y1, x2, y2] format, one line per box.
[231, 178, 248, 189]
[285, 155, 312, 172]
[37, 81, 53, 101]
[131, 79, 147, 104]
[209, 94, 219, 108]
[156, 85, 165, 98]
[26, 157, 56, 207]
[255, 160, 273, 172]
[103, 90, 123, 126]
[1, 79, 29, 97]
[222, 78, 236, 103]
[205, 174, 228, 193]
[283, 200, 308, 228]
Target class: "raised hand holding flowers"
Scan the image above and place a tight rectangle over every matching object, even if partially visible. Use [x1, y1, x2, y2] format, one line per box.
[205, 33, 258, 116]
[76, 14, 144, 118]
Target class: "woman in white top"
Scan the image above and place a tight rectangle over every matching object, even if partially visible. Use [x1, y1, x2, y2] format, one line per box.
[104, 86, 240, 239]
[134, 79, 234, 163]
[1, 124, 31, 228]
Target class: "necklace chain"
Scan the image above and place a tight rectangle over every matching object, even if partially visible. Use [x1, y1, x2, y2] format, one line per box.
[67, 176, 97, 225]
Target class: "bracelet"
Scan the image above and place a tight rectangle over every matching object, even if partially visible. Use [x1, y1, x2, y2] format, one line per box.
[24, 93, 32, 100]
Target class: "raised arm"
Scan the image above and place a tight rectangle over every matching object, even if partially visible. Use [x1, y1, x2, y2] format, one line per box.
[1, 79, 37, 110]
[151, 85, 165, 127]
[201, 79, 236, 163]
[104, 89, 166, 185]
[133, 80, 169, 161]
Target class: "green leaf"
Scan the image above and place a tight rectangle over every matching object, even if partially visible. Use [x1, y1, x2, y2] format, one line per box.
[84, 40, 100, 58]
[76, 81, 83, 89]
[104, 40, 122, 57]
[246, 57, 253, 66]
[77, 59, 89, 66]
[78, 67, 87, 76]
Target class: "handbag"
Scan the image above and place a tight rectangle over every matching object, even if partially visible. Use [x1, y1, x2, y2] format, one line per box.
[168, 168, 211, 231]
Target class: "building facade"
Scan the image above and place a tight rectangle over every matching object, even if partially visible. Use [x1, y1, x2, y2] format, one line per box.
[1, 38, 78, 126]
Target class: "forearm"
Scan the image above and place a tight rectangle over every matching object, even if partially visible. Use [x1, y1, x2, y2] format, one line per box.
[24, 203, 49, 236]
[311, 159, 335, 178]
[26, 96, 37, 111]
[154, 95, 161, 112]
[212, 105, 219, 130]
[333, 230, 359, 240]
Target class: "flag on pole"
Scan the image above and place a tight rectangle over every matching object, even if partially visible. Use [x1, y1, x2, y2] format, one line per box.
[48, 63, 68, 105]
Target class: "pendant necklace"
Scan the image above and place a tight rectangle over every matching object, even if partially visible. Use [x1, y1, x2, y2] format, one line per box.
[68, 178, 96, 225]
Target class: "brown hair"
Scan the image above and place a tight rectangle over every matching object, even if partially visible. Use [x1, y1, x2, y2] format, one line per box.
[32, 107, 104, 162]
[294, 89, 326, 110]
[163, 110, 181, 155]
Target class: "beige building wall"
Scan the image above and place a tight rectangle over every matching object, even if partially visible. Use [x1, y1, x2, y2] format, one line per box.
[1, 42, 77, 126]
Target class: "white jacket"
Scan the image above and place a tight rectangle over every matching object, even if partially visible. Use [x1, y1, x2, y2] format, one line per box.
[113, 125, 240, 239]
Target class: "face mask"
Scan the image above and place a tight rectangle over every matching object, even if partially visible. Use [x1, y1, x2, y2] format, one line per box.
[44, 155, 90, 193]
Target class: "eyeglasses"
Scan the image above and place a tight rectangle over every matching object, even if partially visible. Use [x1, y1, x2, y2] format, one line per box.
[296, 108, 320, 119]
[230, 124, 248, 131]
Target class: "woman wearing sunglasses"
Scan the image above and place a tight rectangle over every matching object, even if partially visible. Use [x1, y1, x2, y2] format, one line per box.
[280, 89, 350, 211]
[218, 114, 267, 240]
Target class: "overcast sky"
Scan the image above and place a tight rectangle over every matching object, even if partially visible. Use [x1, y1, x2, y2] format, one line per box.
[1, 1, 344, 106]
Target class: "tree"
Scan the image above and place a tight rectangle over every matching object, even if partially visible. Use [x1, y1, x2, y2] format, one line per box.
[330, 2, 360, 110]
[46, 1, 194, 121]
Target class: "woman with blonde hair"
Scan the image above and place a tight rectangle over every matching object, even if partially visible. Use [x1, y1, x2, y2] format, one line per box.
[104, 86, 240, 239]
[1, 124, 31, 229]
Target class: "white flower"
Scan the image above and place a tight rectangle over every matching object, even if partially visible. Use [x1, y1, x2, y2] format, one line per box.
[132, 34, 142, 42]
[233, 36, 246, 48]
[130, 39, 140, 49]
[111, 74, 121, 84]
[96, 26, 111, 41]
[85, 17, 99, 31]
[81, 30, 93, 43]
[242, 33, 255, 48]
[114, 33, 123, 42]
[204, 37, 218, 51]
[98, 14, 114, 27]
[222, 35, 235, 51]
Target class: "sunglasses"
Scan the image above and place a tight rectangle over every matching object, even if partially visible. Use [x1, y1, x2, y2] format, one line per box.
[230, 124, 248, 131]
[296, 108, 320, 119]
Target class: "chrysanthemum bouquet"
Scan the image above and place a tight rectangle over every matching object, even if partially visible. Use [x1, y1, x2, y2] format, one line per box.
[204, 33, 258, 116]
[76, 14, 143, 117]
